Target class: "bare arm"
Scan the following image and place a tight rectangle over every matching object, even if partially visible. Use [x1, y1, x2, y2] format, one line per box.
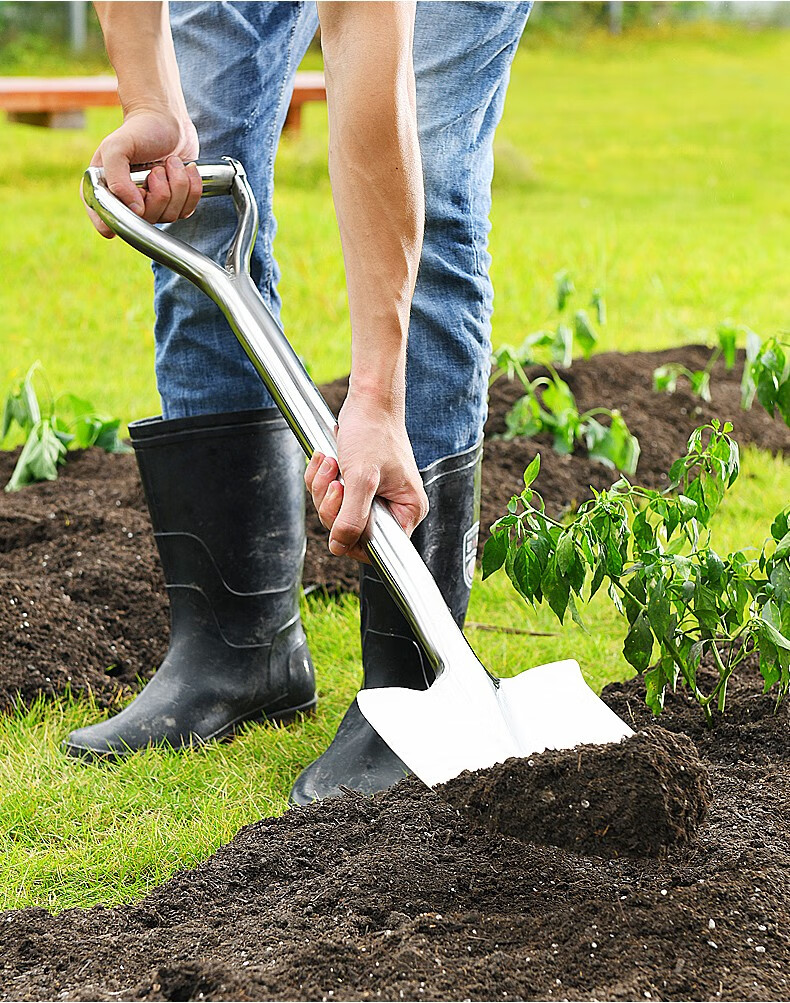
[307, 2, 428, 559]
[85, 2, 200, 237]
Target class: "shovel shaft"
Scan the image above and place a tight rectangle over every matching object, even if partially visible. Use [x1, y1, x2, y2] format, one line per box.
[83, 158, 469, 680]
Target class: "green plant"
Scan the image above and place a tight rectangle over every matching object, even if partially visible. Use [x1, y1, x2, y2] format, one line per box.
[1, 362, 129, 491]
[491, 273, 639, 475]
[493, 270, 603, 374]
[741, 332, 790, 424]
[653, 321, 790, 428]
[483, 421, 790, 724]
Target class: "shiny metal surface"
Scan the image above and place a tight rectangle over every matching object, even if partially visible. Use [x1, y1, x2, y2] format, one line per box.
[84, 159, 633, 786]
[128, 159, 237, 197]
[357, 658, 634, 788]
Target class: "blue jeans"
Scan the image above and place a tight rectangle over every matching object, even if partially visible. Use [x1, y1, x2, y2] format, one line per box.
[154, 1, 530, 470]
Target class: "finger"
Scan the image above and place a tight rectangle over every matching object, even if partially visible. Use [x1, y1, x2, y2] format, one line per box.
[329, 467, 379, 557]
[141, 165, 171, 224]
[159, 156, 191, 223]
[317, 479, 343, 533]
[80, 149, 118, 238]
[304, 452, 326, 492]
[82, 196, 115, 239]
[182, 161, 203, 218]
[310, 456, 340, 515]
[100, 142, 145, 217]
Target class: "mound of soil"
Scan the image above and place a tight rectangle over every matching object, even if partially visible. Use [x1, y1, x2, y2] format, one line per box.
[0, 345, 788, 711]
[439, 727, 712, 858]
[1, 665, 788, 1002]
[0, 449, 168, 710]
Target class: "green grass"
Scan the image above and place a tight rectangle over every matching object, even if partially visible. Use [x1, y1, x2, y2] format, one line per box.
[2, 27, 790, 421]
[1, 26, 790, 914]
[0, 444, 786, 913]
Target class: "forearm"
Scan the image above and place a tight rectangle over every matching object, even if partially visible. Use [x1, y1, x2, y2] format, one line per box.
[318, 2, 424, 414]
[94, 1, 188, 119]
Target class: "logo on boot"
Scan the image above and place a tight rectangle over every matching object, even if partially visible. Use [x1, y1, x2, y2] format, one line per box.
[463, 521, 480, 589]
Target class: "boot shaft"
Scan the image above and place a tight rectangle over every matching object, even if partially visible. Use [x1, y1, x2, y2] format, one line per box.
[360, 438, 483, 690]
[130, 408, 307, 648]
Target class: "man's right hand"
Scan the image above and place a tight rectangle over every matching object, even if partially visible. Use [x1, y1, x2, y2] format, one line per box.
[84, 109, 202, 239]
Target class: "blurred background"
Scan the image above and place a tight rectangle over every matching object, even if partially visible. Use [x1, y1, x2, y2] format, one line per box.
[1, 0, 789, 424]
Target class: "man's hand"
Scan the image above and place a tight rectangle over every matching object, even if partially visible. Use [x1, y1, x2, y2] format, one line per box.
[85, 110, 201, 238]
[85, 3, 200, 237]
[305, 391, 428, 562]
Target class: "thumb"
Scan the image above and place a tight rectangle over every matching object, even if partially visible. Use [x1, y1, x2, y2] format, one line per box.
[388, 498, 426, 538]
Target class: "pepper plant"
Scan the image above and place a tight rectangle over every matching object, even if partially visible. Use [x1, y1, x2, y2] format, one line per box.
[1, 362, 129, 491]
[483, 420, 790, 723]
[493, 269, 603, 374]
[654, 321, 790, 429]
[491, 273, 639, 475]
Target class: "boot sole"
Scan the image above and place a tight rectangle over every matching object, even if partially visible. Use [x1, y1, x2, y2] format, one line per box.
[62, 696, 318, 765]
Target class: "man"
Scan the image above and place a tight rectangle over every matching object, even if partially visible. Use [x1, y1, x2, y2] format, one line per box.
[67, 1, 531, 804]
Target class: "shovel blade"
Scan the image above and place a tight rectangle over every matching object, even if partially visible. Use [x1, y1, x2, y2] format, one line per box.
[356, 658, 633, 788]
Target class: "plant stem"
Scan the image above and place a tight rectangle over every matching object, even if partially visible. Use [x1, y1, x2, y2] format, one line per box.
[614, 578, 712, 723]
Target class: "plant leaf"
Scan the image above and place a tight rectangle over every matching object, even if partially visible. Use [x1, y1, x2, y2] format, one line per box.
[523, 453, 541, 489]
[555, 269, 574, 312]
[623, 612, 654, 672]
[482, 531, 509, 580]
[573, 310, 597, 358]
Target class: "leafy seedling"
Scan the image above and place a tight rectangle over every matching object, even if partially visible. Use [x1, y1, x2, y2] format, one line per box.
[491, 273, 637, 472]
[1, 362, 130, 492]
[483, 421, 790, 724]
[653, 320, 790, 431]
[491, 271, 605, 378]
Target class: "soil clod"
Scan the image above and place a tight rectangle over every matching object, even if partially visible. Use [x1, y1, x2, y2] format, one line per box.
[438, 727, 712, 858]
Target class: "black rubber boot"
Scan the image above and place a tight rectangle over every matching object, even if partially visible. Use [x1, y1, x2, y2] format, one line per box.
[289, 438, 483, 804]
[63, 408, 316, 761]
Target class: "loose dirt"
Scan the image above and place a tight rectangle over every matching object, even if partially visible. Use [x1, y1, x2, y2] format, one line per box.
[1, 664, 788, 1002]
[438, 727, 712, 858]
[0, 345, 788, 711]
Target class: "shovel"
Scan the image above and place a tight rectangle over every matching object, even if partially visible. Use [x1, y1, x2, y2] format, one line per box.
[83, 157, 633, 788]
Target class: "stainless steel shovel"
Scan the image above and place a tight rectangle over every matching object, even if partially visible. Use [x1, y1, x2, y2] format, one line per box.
[83, 157, 633, 788]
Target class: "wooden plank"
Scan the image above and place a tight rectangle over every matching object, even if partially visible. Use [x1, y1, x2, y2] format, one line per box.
[8, 110, 86, 128]
[0, 73, 326, 133]
[0, 76, 118, 112]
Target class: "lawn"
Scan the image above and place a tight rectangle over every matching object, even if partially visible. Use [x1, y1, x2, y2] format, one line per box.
[1, 24, 789, 913]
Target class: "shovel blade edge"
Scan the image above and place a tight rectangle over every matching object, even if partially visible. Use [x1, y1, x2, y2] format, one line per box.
[356, 658, 634, 788]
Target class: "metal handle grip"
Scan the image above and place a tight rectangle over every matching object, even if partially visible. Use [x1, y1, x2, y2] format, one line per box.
[127, 159, 237, 197]
[83, 158, 472, 679]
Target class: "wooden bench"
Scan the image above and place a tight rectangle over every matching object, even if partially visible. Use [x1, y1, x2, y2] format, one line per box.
[0, 71, 326, 134]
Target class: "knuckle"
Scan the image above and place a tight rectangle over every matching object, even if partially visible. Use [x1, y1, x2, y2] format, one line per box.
[333, 518, 363, 541]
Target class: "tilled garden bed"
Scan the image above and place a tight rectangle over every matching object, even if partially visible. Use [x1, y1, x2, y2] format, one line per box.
[1, 666, 788, 1002]
[0, 345, 788, 711]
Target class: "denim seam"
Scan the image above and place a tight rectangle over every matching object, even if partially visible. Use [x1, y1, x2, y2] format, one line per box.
[262, 3, 302, 299]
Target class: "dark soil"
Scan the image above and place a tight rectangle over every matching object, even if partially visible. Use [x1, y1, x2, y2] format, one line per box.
[2, 665, 789, 1002]
[0, 448, 168, 711]
[0, 345, 788, 712]
[438, 727, 712, 858]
